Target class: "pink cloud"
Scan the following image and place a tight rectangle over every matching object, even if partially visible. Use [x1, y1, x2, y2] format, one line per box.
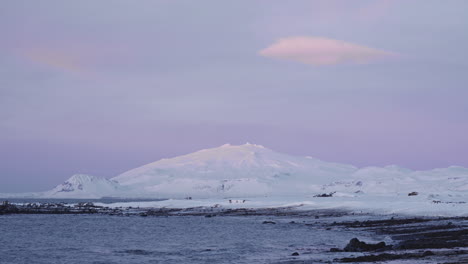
[25, 48, 86, 74]
[259, 36, 396, 66]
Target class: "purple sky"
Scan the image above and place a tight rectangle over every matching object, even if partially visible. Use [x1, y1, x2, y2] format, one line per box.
[2, 0, 468, 192]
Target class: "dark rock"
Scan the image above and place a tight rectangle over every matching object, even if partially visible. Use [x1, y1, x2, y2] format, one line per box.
[338, 249, 457, 263]
[0, 201, 19, 214]
[344, 238, 388, 252]
[394, 229, 468, 250]
[408, 191, 419, 196]
[262, 221, 276, 224]
[339, 253, 404, 262]
[291, 252, 299, 256]
[314, 192, 336, 197]
[334, 218, 432, 228]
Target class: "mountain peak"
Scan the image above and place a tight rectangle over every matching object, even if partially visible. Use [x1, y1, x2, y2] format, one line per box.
[219, 143, 266, 149]
[51, 174, 100, 194]
[191, 143, 270, 159]
[66, 174, 99, 184]
[45, 174, 121, 198]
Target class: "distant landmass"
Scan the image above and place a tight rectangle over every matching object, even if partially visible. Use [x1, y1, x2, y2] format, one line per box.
[2, 143, 467, 201]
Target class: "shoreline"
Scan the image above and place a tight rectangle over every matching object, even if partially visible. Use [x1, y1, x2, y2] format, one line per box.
[1, 200, 467, 263]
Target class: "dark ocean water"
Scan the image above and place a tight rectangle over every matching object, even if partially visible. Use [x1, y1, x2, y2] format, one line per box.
[0, 214, 364, 264]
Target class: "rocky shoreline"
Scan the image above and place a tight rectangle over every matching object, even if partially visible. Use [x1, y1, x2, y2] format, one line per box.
[2, 200, 467, 263]
[327, 217, 468, 263]
[0, 200, 350, 217]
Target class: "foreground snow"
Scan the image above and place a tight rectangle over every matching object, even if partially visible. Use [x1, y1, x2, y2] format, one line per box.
[2, 143, 467, 216]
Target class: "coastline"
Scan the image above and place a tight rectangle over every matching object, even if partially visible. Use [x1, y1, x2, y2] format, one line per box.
[1, 200, 467, 263]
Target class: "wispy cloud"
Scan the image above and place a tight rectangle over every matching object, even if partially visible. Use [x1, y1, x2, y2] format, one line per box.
[259, 36, 396, 66]
[25, 48, 86, 74]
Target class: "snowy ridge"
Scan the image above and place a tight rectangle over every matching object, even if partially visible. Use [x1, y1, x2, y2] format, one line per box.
[324, 165, 468, 197]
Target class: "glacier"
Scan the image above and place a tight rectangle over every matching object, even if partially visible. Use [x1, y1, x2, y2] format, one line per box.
[3, 143, 467, 215]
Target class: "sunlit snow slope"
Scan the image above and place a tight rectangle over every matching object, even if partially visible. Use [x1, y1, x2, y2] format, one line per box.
[111, 143, 357, 198]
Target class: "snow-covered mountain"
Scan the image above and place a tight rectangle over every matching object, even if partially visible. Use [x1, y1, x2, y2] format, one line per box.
[4, 143, 468, 201]
[44, 174, 124, 198]
[111, 143, 358, 198]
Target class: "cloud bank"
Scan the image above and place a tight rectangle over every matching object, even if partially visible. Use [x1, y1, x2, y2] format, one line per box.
[259, 37, 395, 65]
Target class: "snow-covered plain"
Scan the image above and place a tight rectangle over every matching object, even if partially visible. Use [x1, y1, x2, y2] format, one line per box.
[3, 143, 468, 216]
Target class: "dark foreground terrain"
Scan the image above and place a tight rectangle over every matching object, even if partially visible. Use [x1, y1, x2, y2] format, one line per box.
[1, 200, 467, 263]
[327, 217, 468, 263]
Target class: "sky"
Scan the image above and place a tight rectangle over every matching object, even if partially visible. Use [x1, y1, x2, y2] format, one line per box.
[1, 0, 468, 192]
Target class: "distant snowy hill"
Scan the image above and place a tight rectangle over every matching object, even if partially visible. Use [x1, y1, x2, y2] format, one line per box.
[44, 174, 124, 198]
[323, 165, 468, 198]
[3, 144, 468, 202]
